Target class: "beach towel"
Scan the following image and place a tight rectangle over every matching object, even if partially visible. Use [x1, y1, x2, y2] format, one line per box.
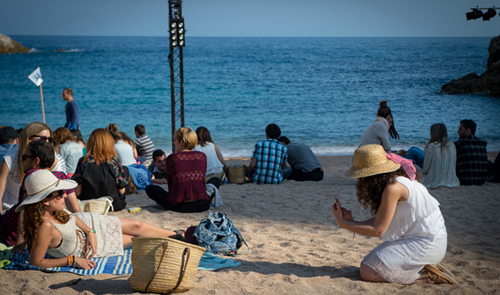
[3, 247, 240, 275]
[0, 243, 14, 268]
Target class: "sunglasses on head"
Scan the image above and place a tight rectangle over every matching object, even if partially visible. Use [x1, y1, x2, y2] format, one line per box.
[21, 154, 36, 161]
[30, 135, 54, 143]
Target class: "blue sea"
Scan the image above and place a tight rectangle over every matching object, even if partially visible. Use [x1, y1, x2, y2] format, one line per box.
[1, 36, 500, 156]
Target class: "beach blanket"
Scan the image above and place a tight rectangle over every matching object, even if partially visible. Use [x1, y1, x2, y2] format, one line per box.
[3, 246, 240, 275]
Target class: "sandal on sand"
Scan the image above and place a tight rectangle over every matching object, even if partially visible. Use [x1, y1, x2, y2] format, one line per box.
[172, 229, 185, 242]
[436, 263, 458, 282]
[424, 264, 458, 285]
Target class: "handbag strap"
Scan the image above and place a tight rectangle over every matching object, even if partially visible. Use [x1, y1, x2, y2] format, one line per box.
[145, 241, 191, 293]
[172, 248, 190, 292]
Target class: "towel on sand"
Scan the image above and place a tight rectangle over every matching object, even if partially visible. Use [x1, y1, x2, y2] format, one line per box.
[3, 245, 240, 275]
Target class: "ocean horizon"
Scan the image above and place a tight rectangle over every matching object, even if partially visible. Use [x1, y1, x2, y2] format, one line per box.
[1, 36, 499, 157]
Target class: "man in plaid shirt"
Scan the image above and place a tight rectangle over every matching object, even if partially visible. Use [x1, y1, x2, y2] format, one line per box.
[249, 124, 292, 184]
[454, 119, 490, 185]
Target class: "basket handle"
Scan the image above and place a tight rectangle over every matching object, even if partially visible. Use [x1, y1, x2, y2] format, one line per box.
[171, 248, 190, 292]
[145, 242, 191, 293]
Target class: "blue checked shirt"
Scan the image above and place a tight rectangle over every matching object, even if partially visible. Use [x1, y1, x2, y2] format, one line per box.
[251, 139, 288, 184]
[454, 136, 489, 185]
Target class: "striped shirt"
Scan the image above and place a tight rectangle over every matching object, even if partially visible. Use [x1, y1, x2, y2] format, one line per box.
[134, 135, 155, 162]
[0, 169, 74, 246]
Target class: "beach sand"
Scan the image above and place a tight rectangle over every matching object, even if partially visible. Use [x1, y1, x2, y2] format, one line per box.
[1, 154, 499, 295]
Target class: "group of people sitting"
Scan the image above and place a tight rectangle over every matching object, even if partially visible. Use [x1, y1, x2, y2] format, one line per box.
[359, 100, 498, 189]
[1, 109, 498, 285]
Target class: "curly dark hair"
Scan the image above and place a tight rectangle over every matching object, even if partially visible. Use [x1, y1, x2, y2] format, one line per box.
[356, 167, 421, 216]
[22, 201, 70, 251]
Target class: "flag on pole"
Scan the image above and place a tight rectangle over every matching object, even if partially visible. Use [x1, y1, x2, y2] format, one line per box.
[28, 67, 43, 86]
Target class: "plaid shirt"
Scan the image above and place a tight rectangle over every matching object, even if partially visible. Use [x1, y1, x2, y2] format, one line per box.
[454, 136, 489, 185]
[251, 139, 288, 184]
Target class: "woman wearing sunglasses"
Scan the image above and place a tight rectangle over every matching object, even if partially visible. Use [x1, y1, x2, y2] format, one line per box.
[19, 169, 183, 269]
[1, 122, 51, 214]
[0, 122, 65, 215]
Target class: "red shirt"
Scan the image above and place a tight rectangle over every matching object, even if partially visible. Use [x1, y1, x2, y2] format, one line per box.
[166, 151, 208, 205]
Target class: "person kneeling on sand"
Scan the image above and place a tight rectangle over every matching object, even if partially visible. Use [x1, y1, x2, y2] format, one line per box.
[331, 144, 458, 285]
[18, 169, 185, 269]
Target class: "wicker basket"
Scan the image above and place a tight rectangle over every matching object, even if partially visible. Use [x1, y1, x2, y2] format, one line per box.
[129, 237, 206, 294]
[227, 165, 247, 184]
[78, 196, 113, 215]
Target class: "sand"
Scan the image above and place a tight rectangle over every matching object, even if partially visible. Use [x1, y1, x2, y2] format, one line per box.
[1, 154, 499, 295]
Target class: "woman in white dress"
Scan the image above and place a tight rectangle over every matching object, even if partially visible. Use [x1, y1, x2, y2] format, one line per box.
[193, 126, 227, 181]
[331, 144, 457, 284]
[18, 169, 183, 269]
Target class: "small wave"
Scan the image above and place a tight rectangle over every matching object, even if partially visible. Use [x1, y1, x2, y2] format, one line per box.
[61, 48, 85, 52]
[25, 48, 85, 53]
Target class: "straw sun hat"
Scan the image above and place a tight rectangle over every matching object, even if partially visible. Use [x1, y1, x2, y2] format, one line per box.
[345, 144, 401, 178]
[16, 169, 77, 212]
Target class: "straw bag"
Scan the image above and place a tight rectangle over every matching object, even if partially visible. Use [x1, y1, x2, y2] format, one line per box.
[129, 237, 206, 294]
[227, 165, 247, 184]
[78, 196, 113, 215]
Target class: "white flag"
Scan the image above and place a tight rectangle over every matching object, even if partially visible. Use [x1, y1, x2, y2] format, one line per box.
[28, 67, 43, 86]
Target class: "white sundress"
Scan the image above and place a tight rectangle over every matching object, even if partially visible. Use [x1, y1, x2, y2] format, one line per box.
[47, 212, 124, 258]
[362, 177, 448, 284]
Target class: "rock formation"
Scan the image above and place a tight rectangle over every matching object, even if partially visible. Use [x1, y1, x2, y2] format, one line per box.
[441, 35, 500, 96]
[0, 33, 30, 54]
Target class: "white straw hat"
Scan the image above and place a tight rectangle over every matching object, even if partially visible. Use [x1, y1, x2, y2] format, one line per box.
[345, 144, 401, 178]
[16, 169, 77, 212]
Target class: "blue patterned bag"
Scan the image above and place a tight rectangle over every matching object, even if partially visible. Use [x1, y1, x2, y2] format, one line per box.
[193, 212, 249, 256]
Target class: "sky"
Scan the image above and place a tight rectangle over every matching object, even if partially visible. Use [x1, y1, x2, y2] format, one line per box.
[1, 0, 499, 37]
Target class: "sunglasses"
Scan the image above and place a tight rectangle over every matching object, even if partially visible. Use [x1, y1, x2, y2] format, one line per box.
[50, 190, 65, 200]
[30, 135, 54, 143]
[22, 154, 36, 161]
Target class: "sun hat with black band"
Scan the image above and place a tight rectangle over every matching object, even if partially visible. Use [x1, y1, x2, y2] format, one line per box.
[345, 144, 401, 178]
[16, 169, 77, 212]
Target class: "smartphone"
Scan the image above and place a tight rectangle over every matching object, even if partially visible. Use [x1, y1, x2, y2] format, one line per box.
[334, 197, 339, 209]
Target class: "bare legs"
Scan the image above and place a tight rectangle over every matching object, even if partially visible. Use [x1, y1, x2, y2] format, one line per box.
[360, 263, 434, 284]
[360, 263, 389, 283]
[119, 218, 178, 247]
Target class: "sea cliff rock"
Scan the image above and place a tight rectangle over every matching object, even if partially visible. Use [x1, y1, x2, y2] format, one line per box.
[441, 35, 500, 96]
[0, 33, 30, 54]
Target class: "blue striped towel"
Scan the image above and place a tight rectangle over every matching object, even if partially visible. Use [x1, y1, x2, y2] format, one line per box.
[4, 247, 240, 275]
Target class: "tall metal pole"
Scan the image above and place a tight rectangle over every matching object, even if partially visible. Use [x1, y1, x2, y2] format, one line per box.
[168, 0, 185, 152]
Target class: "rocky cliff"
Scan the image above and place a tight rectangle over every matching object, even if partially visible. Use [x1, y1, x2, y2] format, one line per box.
[441, 35, 500, 96]
[0, 33, 30, 54]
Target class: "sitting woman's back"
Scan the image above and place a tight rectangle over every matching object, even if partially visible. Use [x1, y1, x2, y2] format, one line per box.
[422, 123, 459, 189]
[106, 123, 136, 166]
[54, 127, 83, 175]
[193, 127, 227, 180]
[72, 128, 128, 211]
